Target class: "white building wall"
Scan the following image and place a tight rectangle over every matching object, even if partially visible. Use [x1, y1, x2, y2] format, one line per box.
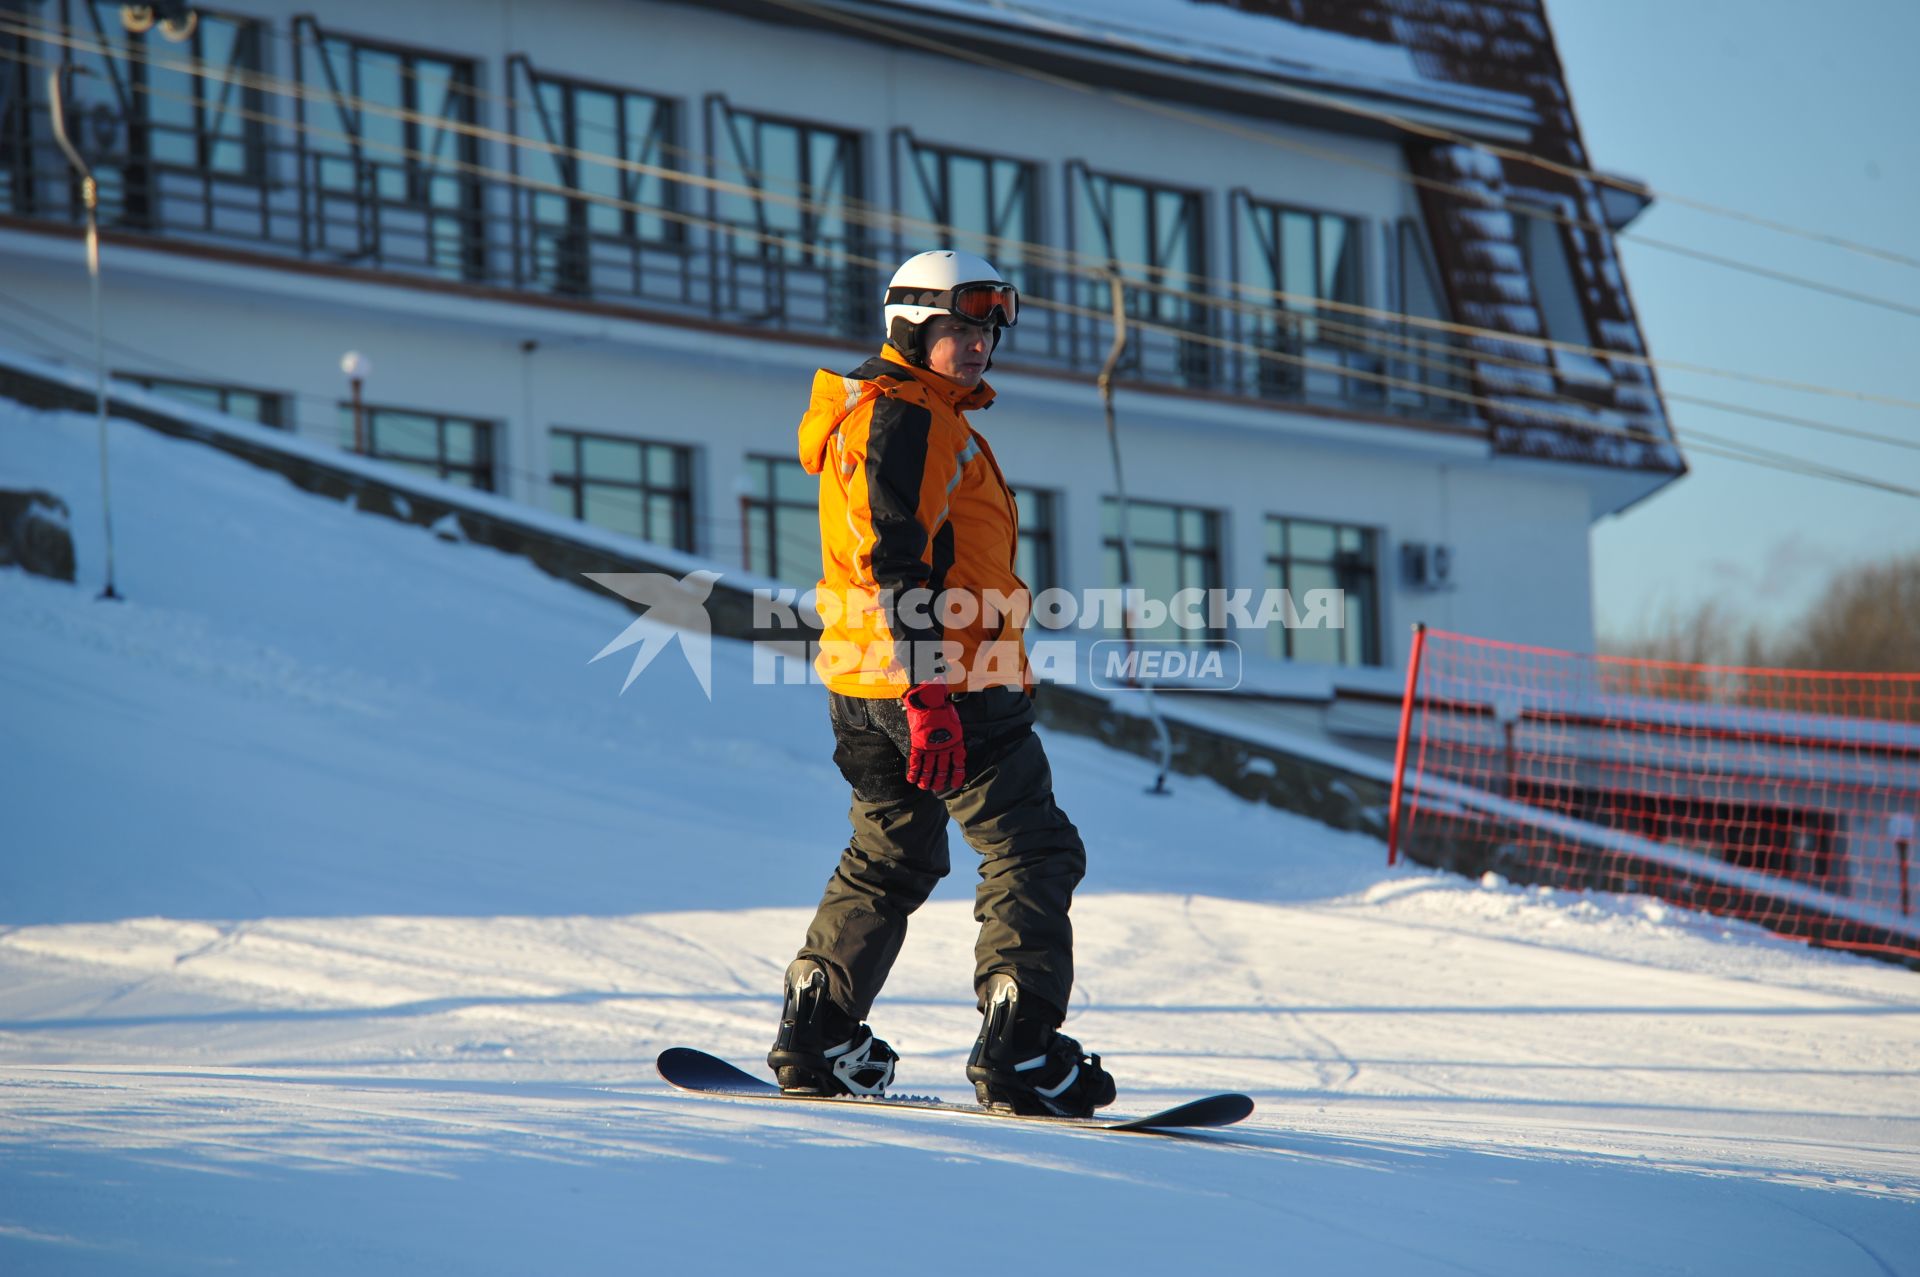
[0, 0, 1608, 677]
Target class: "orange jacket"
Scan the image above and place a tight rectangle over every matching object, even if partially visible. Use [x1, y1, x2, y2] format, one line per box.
[797, 346, 1030, 697]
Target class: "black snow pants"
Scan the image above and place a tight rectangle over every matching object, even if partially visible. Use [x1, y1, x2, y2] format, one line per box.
[796, 685, 1087, 1026]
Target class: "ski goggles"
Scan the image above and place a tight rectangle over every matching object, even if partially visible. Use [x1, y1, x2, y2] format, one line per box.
[887, 280, 1020, 327]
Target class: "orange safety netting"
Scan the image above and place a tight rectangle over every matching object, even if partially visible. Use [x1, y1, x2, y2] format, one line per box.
[1388, 629, 1920, 962]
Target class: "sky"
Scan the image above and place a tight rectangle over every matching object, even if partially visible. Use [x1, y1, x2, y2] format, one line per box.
[1545, 0, 1920, 640]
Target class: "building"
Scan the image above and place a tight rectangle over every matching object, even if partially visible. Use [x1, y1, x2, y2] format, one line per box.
[0, 0, 1683, 706]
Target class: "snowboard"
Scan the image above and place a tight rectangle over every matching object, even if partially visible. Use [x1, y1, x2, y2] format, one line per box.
[656, 1047, 1254, 1134]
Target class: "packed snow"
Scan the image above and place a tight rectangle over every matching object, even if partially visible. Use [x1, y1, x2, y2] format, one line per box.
[1, 399, 1916, 1274]
[862, 0, 1536, 121]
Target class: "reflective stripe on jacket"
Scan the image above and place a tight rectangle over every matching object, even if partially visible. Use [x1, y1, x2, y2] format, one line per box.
[796, 345, 1029, 697]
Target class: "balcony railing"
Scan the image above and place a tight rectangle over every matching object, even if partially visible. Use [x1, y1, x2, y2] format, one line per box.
[0, 95, 1470, 420]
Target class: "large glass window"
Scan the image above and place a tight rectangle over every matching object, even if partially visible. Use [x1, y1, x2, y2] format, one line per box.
[896, 135, 1038, 268]
[131, 6, 267, 179]
[710, 100, 866, 335]
[1383, 218, 1467, 412]
[0, 23, 30, 215]
[742, 454, 820, 585]
[1398, 219, 1448, 324]
[1232, 196, 1364, 399]
[1514, 207, 1594, 348]
[549, 430, 693, 550]
[54, 5, 267, 227]
[512, 63, 678, 296]
[296, 22, 482, 278]
[1236, 199, 1361, 336]
[1070, 166, 1209, 383]
[1102, 497, 1220, 643]
[120, 372, 286, 428]
[1010, 485, 1058, 598]
[340, 403, 495, 490]
[895, 134, 1047, 353]
[1266, 516, 1379, 667]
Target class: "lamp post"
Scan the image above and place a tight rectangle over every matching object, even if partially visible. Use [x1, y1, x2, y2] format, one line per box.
[340, 351, 372, 454]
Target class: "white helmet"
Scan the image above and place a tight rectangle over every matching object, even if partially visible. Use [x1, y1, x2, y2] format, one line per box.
[883, 249, 1019, 367]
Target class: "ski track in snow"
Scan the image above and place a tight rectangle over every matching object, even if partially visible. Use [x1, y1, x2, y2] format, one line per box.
[1, 404, 1918, 1273]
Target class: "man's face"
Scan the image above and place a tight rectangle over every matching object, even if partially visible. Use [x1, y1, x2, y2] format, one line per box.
[922, 315, 994, 387]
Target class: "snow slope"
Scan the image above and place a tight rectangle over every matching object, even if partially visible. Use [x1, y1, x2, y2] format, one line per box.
[1, 401, 1916, 1275]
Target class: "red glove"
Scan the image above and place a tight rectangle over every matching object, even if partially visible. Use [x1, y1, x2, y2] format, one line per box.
[902, 682, 966, 792]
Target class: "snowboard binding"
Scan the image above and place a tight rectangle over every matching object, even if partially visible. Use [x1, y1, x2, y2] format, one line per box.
[766, 958, 898, 1096]
[965, 974, 1116, 1118]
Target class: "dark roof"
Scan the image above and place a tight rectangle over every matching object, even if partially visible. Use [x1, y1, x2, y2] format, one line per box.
[1208, 0, 1679, 473]
[720, 0, 1680, 476]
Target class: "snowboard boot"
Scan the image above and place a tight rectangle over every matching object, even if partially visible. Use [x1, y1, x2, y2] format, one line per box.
[965, 973, 1116, 1117]
[765, 958, 898, 1096]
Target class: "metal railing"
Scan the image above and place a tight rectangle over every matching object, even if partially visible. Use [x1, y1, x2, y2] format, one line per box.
[0, 89, 1471, 416]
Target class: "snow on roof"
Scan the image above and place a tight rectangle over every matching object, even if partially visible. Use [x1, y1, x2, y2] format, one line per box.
[815, 0, 1676, 476]
[859, 0, 1538, 123]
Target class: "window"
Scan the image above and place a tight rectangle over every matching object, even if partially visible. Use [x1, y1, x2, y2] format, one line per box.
[340, 404, 495, 490]
[511, 62, 679, 297]
[549, 430, 693, 551]
[1069, 166, 1209, 383]
[296, 21, 483, 278]
[120, 373, 286, 428]
[742, 454, 819, 585]
[57, 5, 267, 227]
[1514, 207, 1594, 348]
[710, 99, 867, 335]
[1010, 486, 1058, 598]
[895, 134, 1049, 355]
[1266, 516, 1379, 667]
[1397, 220, 1448, 324]
[1384, 219, 1467, 411]
[132, 6, 268, 180]
[896, 135, 1039, 268]
[1232, 196, 1363, 399]
[1102, 497, 1220, 643]
[0, 23, 30, 214]
[1237, 199, 1362, 325]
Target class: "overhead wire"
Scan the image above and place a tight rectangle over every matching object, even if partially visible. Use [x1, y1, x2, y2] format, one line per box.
[5, 8, 1917, 416]
[1662, 393, 1920, 456]
[862, 0, 1920, 272]
[31, 0, 1919, 275]
[0, 16, 1908, 434]
[0, 30, 1912, 499]
[7, 242, 1911, 506]
[0, 44, 1622, 446]
[754, 0, 1920, 323]
[0, 285, 840, 557]
[15, 293, 1912, 554]
[1265, 303, 1920, 456]
[1025, 286, 1920, 498]
[10, 112, 1905, 507]
[2, 44, 1906, 501]
[0, 37, 1827, 445]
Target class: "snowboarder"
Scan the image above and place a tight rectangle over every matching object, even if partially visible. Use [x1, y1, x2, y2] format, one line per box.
[768, 249, 1116, 1118]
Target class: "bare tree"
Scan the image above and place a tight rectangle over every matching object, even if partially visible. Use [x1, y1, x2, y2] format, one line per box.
[1598, 597, 1760, 703]
[1599, 551, 1920, 718]
[1772, 551, 1920, 676]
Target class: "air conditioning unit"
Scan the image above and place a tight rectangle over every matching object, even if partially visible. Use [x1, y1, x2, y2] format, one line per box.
[1400, 541, 1454, 591]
